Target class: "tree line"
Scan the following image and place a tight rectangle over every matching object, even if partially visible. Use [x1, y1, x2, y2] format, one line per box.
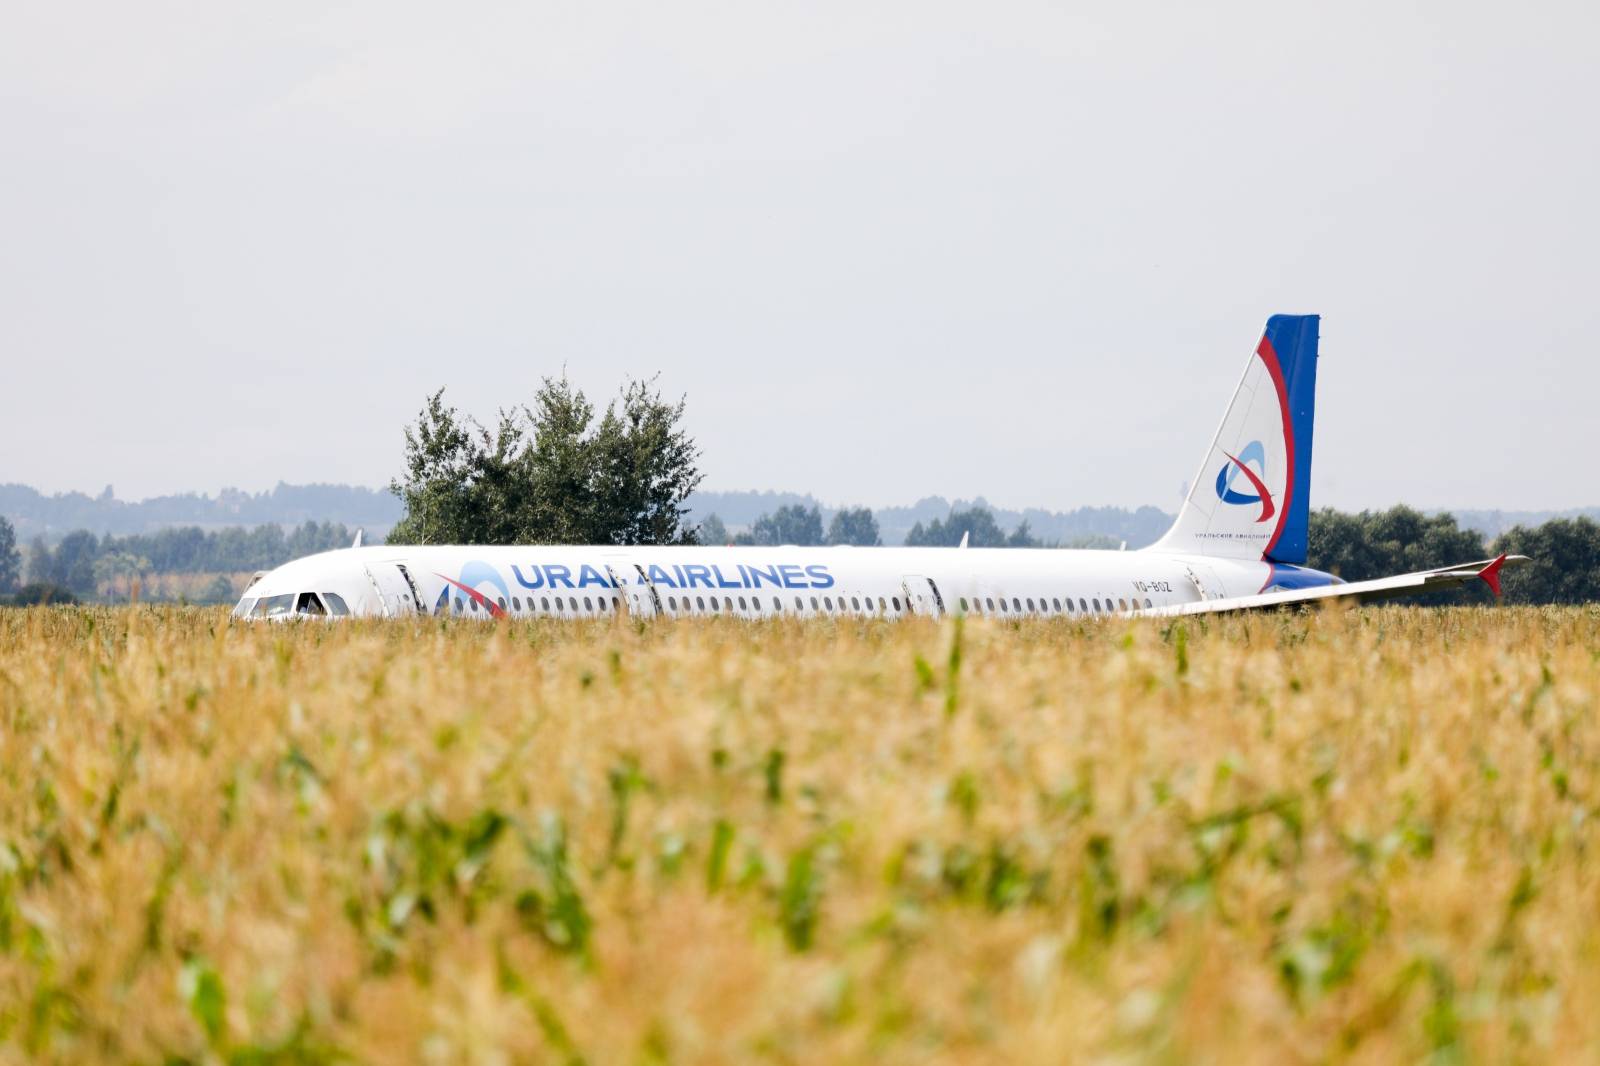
[697, 505, 884, 547]
[0, 481, 401, 544]
[3, 504, 1598, 607]
[0, 519, 357, 604]
[4, 373, 1600, 605]
[1307, 506, 1599, 606]
[645, 501, 1600, 605]
[698, 504, 1126, 550]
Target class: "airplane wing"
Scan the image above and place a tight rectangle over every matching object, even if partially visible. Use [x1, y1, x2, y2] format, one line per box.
[1146, 554, 1528, 617]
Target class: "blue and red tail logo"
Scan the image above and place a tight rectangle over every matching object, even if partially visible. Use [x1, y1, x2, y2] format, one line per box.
[1214, 439, 1276, 523]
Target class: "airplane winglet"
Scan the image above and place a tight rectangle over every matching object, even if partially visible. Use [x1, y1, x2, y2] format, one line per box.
[958, 532, 970, 549]
[1478, 553, 1508, 597]
[352, 528, 365, 549]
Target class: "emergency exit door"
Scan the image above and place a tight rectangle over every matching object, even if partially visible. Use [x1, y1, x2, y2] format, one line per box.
[901, 575, 946, 616]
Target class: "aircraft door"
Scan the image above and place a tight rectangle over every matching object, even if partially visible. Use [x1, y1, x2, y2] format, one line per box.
[364, 561, 419, 617]
[901, 575, 946, 617]
[1181, 562, 1223, 602]
[604, 558, 659, 618]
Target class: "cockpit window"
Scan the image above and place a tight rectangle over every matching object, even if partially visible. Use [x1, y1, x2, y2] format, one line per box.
[322, 592, 350, 616]
[253, 594, 296, 618]
[295, 592, 326, 616]
[232, 597, 257, 619]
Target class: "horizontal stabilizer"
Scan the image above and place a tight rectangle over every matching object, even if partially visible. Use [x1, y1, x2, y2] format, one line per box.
[1144, 555, 1530, 617]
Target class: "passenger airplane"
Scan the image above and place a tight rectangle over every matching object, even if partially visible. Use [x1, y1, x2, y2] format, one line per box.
[235, 315, 1523, 622]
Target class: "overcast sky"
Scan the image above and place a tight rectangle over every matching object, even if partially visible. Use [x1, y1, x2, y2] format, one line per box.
[3, 1, 1594, 513]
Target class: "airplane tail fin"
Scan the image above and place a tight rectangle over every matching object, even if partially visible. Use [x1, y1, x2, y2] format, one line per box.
[1150, 314, 1320, 564]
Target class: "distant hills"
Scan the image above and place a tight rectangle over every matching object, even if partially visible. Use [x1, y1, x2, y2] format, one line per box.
[683, 491, 1175, 548]
[1445, 508, 1600, 540]
[3, 482, 1594, 548]
[0, 483, 404, 543]
[2, 483, 1172, 548]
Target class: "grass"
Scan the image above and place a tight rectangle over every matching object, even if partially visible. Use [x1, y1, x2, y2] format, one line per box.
[1, 605, 1599, 1063]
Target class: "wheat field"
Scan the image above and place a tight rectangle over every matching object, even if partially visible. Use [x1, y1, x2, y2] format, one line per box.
[1, 605, 1598, 1064]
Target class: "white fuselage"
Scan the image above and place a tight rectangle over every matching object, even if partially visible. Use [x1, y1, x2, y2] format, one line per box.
[230, 313, 1518, 623]
[233, 544, 1318, 621]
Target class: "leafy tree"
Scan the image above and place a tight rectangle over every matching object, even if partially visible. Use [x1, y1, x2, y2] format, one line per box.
[827, 507, 881, 546]
[1306, 506, 1487, 581]
[1060, 533, 1122, 550]
[1006, 520, 1039, 548]
[24, 537, 49, 585]
[1306, 506, 1489, 605]
[8, 583, 77, 606]
[285, 521, 352, 559]
[93, 551, 151, 601]
[51, 531, 100, 597]
[139, 526, 206, 571]
[594, 379, 704, 545]
[1492, 518, 1600, 605]
[904, 507, 1039, 547]
[388, 377, 703, 546]
[697, 513, 731, 546]
[201, 574, 238, 604]
[386, 389, 480, 546]
[0, 516, 19, 594]
[749, 504, 824, 546]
